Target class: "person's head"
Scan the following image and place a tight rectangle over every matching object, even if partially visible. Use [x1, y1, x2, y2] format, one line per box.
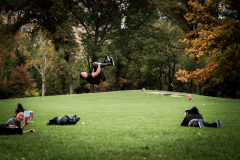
[80, 72, 88, 79]
[14, 103, 25, 122]
[189, 106, 199, 114]
[185, 109, 190, 116]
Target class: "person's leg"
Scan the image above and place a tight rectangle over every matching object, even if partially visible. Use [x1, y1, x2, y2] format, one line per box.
[99, 59, 109, 64]
[191, 121, 199, 127]
[100, 62, 112, 67]
[188, 119, 199, 127]
[202, 120, 217, 127]
[216, 120, 222, 128]
[95, 55, 114, 67]
[105, 54, 110, 62]
[93, 62, 111, 70]
[198, 120, 205, 128]
[110, 57, 114, 66]
[100, 56, 114, 66]
[98, 54, 110, 63]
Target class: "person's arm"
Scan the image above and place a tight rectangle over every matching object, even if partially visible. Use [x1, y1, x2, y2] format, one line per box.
[92, 62, 98, 74]
[92, 63, 101, 78]
[21, 117, 30, 130]
[181, 117, 188, 126]
[21, 118, 35, 133]
[23, 129, 35, 133]
[181, 112, 188, 126]
[7, 125, 18, 128]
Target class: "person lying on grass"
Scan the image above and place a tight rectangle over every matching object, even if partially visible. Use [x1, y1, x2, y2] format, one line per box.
[181, 106, 222, 128]
[6, 103, 35, 133]
[80, 54, 114, 85]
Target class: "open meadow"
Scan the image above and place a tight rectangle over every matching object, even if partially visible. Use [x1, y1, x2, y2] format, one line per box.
[0, 90, 240, 160]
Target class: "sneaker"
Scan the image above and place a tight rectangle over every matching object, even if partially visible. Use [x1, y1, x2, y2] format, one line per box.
[216, 120, 222, 128]
[110, 57, 114, 66]
[104, 54, 110, 62]
[198, 120, 205, 128]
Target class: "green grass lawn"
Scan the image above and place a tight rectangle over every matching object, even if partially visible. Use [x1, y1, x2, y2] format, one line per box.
[0, 90, 240, 160]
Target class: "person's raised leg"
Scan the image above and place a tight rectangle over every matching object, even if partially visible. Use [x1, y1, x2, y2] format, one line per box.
[105, 54, 110, 62]
[99, 55, 114, 66]
[93, 55, 114, 69]
[110, 57, 114, 66]
[93, 62, 111, 69]
[98, 54, 110, 63]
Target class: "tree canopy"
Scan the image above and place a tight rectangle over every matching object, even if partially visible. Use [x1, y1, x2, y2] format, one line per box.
[0, 0, 239, 98]
[175, 0, 240, 98]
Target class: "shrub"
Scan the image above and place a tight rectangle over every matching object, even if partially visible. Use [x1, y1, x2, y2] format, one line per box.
[24, 89, 40, 97]
[0, 84, 12, 99]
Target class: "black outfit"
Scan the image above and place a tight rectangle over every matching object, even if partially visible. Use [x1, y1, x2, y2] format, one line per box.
[85, 60, 111, 85]
[181, 107, 217, 127]
[47, 115, 80, 125]
[0, 124, 22, 135]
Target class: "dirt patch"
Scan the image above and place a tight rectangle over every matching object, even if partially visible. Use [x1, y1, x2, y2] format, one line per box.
[145, 92, 186, 97]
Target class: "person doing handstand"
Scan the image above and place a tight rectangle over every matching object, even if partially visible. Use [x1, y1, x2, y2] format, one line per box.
[80, 54, 114, 85]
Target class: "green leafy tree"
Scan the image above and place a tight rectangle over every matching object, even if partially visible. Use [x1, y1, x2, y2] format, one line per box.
[71, 0, 158, 92]
[0, 0, 80, 95]
[23, 33, 55, 96]
[125, 21, 185, 91]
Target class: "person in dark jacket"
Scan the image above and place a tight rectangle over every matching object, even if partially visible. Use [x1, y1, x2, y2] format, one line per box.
[181, 106, 222, 128]
[80, 54, 114, 85]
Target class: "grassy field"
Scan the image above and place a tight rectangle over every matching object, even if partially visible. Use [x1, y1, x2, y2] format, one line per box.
[0, 90, 239, 160]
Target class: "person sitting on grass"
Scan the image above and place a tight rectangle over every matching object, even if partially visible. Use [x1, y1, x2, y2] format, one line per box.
[6, 103, 35, 133]
[80, 54, 114, 85]
[181, 106, 222, 128]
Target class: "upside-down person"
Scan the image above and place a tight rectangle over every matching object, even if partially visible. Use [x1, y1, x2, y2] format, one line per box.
[80, 54, 114, 85]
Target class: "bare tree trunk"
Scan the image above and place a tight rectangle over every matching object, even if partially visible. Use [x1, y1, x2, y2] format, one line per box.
[195, 57, 200, 95]
[158, 68, 163, 90]
[42, 78, 46, 96]
[68, 66, 74, 94]
[90, 83, 94, 93]
[90, 84, 94, 93]
[115, 59, 120, 91]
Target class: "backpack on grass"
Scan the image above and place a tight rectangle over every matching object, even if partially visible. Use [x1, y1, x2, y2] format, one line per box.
[47, 115, 80, 125]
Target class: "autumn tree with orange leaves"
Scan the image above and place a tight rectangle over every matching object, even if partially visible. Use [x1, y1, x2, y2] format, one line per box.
[176, 0, 240, 98]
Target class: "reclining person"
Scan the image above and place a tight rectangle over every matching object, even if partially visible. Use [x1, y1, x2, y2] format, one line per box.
[6, 103, 35, 133]
[181, 106, 222, 128]
[80, 54, 114, 85]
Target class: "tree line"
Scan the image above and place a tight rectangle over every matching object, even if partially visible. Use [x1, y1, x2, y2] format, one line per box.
[0, 0, 239, 99]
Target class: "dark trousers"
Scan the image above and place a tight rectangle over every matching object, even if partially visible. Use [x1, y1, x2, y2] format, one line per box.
[0, 124, 22, 135]
[92, 60, 111, 81]
[202, 121, 217, 127]
[191, 120, 217, 127]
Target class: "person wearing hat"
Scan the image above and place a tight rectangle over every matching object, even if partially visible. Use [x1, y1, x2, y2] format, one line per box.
[181, 106, 222, 128]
